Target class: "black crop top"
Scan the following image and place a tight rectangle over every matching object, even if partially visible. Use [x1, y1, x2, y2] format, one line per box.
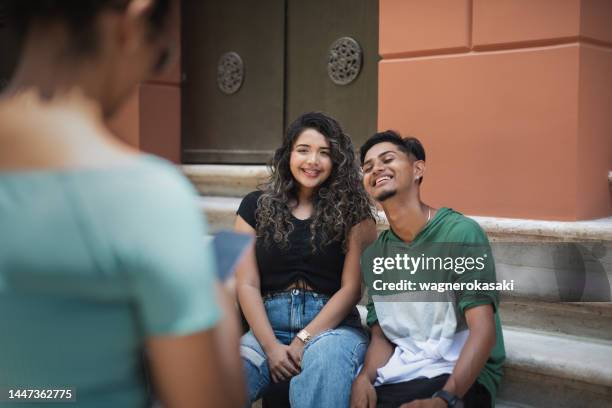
[237, 191, 345, 295]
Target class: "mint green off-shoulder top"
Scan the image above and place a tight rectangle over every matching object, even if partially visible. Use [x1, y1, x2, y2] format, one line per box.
[0, 155, 220, 407]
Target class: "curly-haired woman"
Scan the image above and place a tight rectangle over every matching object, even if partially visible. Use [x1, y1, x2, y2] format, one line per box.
[234, 112, 378, 407]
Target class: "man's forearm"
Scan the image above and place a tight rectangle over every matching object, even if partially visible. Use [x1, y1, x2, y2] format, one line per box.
[359, 324, 395, 383]
[442, 306, 496, 397]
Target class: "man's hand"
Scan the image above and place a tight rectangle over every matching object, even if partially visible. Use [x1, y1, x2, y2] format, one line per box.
[350, 373, 377, 408]
[400, 397, 447, 408]
[265, 343, 300, 383]
[287, 337, 305, 368]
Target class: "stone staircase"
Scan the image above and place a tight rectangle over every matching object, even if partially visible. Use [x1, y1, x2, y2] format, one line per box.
[183, 164, 612, 408]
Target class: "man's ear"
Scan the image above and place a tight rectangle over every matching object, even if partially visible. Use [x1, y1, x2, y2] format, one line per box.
[126, 0, 155, 23]
[413, 160, 426, 182]
[118, 0, 155, 53]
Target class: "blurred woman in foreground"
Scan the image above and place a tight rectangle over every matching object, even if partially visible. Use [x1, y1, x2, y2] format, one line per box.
[0, 1, 244, 406]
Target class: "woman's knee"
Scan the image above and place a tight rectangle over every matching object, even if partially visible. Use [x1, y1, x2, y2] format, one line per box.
[240, 332, 272, 402]
[302, 327, 368, 370]
[240, 331, 267, 374]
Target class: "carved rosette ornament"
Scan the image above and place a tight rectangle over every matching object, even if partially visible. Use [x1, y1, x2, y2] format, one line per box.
[327, 37, 362, 86]
[217, 52, 244, 95]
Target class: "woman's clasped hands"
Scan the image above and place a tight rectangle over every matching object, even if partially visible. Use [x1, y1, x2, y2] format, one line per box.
[266, 338, 305, 382]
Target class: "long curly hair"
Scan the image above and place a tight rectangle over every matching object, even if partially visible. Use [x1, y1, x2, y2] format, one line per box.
[255, 112, 375, 252]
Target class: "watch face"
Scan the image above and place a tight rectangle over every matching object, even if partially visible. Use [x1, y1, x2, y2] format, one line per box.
[297, 330, 310, 343]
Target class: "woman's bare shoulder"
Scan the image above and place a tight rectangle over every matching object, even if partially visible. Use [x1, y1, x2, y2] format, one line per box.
[0, 92, 138, 171]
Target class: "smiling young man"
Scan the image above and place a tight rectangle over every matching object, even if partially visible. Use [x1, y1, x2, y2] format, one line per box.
[350, 131, 505, 408]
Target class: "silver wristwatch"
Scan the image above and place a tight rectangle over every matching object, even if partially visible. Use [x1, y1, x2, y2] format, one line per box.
[296, 329, 312, 344]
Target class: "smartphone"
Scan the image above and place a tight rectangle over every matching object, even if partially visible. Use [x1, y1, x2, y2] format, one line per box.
[207, 230, 253, 281]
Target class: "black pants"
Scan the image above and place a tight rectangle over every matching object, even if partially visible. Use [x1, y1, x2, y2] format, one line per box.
[375, 374, 491, 408]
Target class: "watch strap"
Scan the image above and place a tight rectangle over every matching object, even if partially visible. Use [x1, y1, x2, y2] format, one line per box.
[431, 390, 460, 407]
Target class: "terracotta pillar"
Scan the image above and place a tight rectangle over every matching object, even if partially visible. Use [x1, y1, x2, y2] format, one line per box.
[379, 0, 612, 220]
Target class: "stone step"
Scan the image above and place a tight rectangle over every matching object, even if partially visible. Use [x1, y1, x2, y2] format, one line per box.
[493, 246, 612, 303]
[197, 196, 240, 232]
[499, 297, 612, 341]
[185, 164, 612, 206]
[198, 194, 612, 334]
[357, 305, 612, 407]
[196, 195, 612, 302]
[195, 195, 612, 240]
[188, 168, 612, 407]
[246, 323, 611, 407]
[500, 327, 612, 407]
[355, 305, 611, 406]
[184, 165, 268, 197]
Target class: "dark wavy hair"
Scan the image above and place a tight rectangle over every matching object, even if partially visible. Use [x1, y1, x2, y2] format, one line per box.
[256, 112, 375, 252]
[360, 130, 426, 184]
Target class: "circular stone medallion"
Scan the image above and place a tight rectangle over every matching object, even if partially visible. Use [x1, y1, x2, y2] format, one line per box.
[327, 37, 363, 86]
[217, 52, 244, 94]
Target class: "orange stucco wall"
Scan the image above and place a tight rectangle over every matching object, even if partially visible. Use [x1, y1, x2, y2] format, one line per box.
[379, 0, 612, 220]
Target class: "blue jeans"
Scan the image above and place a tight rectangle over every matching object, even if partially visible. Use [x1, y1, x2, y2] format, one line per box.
[240, 289, 368, 407]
